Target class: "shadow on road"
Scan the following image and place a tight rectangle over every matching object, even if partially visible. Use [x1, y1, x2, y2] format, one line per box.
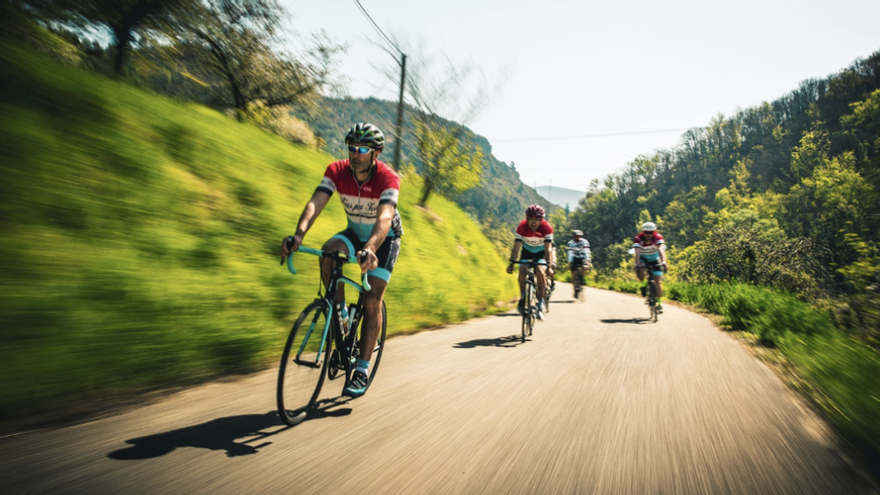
[454, 335, 524, 348]
[600, 318, 655, 324]
[108, 411, 289, 460]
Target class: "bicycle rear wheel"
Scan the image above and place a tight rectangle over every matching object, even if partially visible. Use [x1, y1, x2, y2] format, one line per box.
[277, 300, 333, 426]
[344, 300, 387, 394]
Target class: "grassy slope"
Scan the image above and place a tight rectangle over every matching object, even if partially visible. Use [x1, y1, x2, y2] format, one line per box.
[0, 44, 517, 421]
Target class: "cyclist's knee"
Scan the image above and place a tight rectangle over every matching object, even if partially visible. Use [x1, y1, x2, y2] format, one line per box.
[322, 237, 349, 255]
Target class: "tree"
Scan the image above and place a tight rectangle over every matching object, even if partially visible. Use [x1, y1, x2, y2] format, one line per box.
[413, 118, 482, 205]
[31, 0, 200, 75]
[375, 35, 509, 205]
[175, 0, 344, 121]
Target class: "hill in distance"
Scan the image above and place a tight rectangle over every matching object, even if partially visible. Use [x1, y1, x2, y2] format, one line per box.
[535, 185, 586, 211]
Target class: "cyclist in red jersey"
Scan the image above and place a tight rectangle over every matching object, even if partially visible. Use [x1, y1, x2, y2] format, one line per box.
[506, 204, 554, 320]
[280, 123, 402, 398]
[633, 222, 668, 313]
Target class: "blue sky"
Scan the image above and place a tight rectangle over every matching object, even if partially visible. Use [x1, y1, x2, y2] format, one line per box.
[283, 0, 880, 192]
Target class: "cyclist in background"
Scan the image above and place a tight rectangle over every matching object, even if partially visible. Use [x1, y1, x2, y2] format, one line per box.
[633, 222, 668, 313]
[279, 122, 403, 398]
[567, 230, 591, 286]
[506, 204, 554, 320]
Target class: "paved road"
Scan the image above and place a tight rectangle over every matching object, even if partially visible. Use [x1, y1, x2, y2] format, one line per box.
[2, 285, 877, 494]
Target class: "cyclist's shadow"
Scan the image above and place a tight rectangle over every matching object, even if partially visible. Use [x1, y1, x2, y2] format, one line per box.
[454, 335, 524, 348]
[107, 405, 350, 460]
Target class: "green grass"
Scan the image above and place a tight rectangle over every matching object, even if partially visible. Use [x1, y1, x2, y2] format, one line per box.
[595, 277, 880, 453]
[0, 43, 517, 422]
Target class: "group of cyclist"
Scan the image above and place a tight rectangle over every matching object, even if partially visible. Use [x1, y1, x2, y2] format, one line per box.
[279, 122, 669, 399]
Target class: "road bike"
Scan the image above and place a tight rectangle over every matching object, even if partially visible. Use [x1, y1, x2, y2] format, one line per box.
[513, 259, 547, 342]
[571, 261, 588, 302]
[642, 261, 666, 322]
[276, 247, 386, 426]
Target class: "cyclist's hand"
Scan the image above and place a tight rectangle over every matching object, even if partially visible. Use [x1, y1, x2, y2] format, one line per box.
[506, 263, 514, 274]
[358, 248, 378, 273]
[662, 262, 669, 273]
[280, 234, 302, 263]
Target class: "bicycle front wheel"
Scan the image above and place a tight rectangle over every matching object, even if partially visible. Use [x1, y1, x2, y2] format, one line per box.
[277, 300, 332, 426]
[648, 280, 658, 322]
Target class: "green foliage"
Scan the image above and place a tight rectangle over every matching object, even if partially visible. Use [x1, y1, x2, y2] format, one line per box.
[0, 43, 517, 422]
[413, 119, 483, 205]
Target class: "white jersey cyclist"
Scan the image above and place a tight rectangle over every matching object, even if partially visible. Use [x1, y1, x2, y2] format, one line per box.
[567, 238, 591, 263]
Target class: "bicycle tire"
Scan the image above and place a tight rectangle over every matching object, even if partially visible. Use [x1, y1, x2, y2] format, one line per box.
[648, 280, 658, 322]
[521, 282, 532, 342]
[528, 282, 536, 335]
[277, 300, 333, 426]
[344, 300, 388, 394]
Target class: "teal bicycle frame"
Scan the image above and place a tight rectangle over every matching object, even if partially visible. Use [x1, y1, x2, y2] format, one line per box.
[286, 246, 371, 367]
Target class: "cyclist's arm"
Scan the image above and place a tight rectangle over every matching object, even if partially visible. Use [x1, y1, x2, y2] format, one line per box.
[544, 240, 553, 267]
[283, 191, 331, 255]
[364, 203, 394, 253]
[509, 239, 522, 263]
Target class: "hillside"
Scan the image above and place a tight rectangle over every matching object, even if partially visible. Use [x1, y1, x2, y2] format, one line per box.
[0, 42, 518, 422]
[535, 185, 586, 211]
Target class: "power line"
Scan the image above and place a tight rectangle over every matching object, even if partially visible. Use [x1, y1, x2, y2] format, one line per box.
[493, 127, 692, 143]
[353, 0, 403, 57]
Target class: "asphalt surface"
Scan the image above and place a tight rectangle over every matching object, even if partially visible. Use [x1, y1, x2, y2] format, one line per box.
[1, 284, 878, 494]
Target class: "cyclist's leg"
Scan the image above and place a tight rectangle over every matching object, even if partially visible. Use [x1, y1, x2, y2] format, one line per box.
[322, 233, 355, 302]
[359, 277, 387, 362]
[517, 264, 527, 294]
[536, 264, 547, 302]
[359, 236, 399, 362]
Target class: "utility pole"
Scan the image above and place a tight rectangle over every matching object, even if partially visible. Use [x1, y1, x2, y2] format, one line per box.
[392, 53, 407, 172]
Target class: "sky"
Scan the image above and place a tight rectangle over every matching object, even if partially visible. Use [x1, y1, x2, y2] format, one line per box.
[282, 0, 880, 193]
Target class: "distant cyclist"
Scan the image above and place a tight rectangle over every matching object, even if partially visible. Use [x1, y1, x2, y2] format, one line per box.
[633, 222, 668, 313]
[567, 230, 591, 286]
[279, 122, 403, 398]
[506, 204, 554, 320]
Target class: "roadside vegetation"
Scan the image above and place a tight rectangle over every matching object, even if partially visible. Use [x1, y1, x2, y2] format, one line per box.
[0, 43, 517, 424]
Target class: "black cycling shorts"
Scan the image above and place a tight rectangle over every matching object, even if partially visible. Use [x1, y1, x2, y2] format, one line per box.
[519, 249, 546, 262]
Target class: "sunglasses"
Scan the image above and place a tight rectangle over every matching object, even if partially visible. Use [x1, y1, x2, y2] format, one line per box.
[347, 145, 373, 154]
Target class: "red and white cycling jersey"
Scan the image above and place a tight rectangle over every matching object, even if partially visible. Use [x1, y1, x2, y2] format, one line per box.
[316, 160, 404, 242]
[515, 219, 554, 254]
[633, 231, 665, 262]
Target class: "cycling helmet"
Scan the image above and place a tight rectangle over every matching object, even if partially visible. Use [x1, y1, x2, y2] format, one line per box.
[344, 122, 385, 150]
[571, 230, 583, 237]
[642, 222, 657, 232]
[525, 204, 545, 219]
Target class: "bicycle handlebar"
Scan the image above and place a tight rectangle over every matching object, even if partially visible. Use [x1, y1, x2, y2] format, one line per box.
[284, 246, 371, 292]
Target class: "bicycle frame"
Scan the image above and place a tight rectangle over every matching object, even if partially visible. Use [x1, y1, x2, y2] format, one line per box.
[287, 247, 370, 368]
